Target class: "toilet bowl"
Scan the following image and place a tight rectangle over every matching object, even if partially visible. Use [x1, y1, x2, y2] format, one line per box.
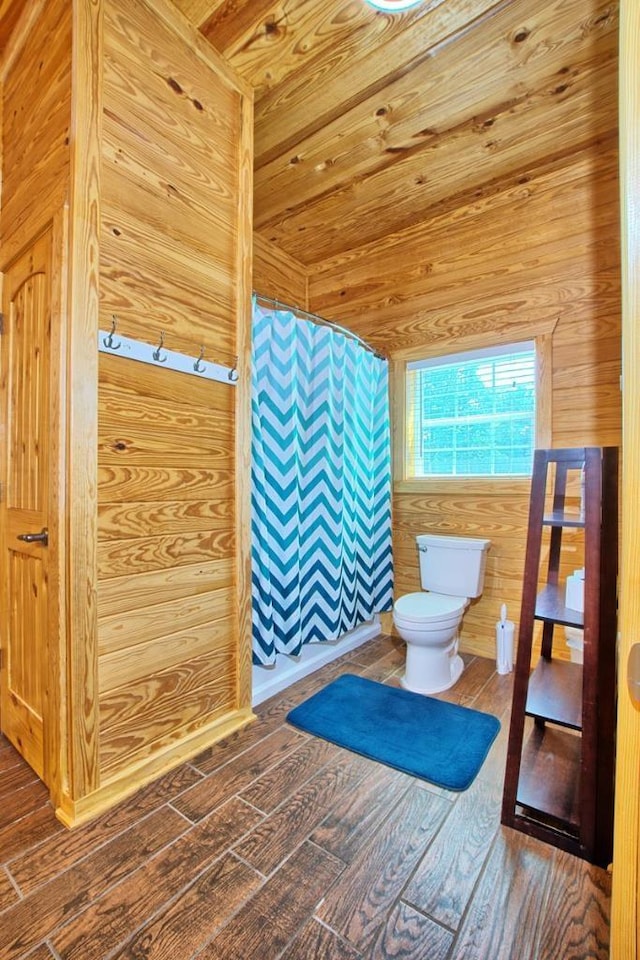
[394, 592, 467, 694]
[393, 534, 490, 695]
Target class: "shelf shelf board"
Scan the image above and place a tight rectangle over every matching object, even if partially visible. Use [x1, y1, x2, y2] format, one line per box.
[516, 724, 581, 829]
[543, 510, 585, 528]
[535, 584, 584, 627]
[526, 659, 583, 729]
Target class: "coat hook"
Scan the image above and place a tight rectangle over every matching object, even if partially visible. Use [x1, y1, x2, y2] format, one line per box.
[103, 315, 121, 350]
[228, 356, 239, 382]
[152, 331, 167, 363]
[193, 345, 206, 373]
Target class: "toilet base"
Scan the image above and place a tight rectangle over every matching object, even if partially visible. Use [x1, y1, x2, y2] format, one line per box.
[400, 653, 464, 696]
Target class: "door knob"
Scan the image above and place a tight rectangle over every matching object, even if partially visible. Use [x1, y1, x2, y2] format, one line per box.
[17, 528, 49, 545]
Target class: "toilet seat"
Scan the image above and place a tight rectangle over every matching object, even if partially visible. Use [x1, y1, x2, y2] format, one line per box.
[394, 591, 466, 624]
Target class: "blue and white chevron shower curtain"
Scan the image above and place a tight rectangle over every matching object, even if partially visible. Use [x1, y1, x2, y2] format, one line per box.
[251, 300, 393, 666]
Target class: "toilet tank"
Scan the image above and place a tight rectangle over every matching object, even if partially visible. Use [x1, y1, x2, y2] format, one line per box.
[417, 534, 491, 598]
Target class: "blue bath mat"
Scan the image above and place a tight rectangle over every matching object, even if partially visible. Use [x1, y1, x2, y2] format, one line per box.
[286, 673, 500, 791]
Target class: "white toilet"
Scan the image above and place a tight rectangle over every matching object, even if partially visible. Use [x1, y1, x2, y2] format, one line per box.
[393, 534, 491, 695]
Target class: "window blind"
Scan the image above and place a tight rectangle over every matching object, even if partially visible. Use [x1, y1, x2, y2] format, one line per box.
[406, 341, 536, 478]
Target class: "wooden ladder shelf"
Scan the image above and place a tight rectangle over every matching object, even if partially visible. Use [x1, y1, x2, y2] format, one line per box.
[501, 447, 618, 866]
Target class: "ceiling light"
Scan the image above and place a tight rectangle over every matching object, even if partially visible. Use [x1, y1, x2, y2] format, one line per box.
[365, 0, 424, 10]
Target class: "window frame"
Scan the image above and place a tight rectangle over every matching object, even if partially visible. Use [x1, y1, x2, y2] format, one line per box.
[392, 321, 555, 495]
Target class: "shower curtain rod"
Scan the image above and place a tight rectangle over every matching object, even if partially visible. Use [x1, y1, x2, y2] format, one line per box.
[253, 293, 386, 360]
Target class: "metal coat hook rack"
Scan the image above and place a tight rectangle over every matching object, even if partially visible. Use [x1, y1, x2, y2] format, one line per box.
[152, 331, 167, 363]
[103, 316, 121, 350]
[98, 317, 238, 385]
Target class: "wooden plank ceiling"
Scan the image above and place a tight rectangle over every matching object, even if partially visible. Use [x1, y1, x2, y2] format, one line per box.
[0, 0, 26, 55]
[176, 0, 619, 268]
[1, 0, 619, 268]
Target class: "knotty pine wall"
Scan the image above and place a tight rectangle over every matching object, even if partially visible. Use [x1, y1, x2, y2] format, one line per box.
[253, 233, 308, 308]
[307, 139, 621, 659]
[0, 0, 254, 821]
[0, 0, 71, 256]
[94, 0, 253, 784]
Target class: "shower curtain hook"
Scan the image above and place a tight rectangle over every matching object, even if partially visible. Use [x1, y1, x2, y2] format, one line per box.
[193, 345, 206, 373]
[228, 356, 239, 382]
[152, 331, 167, 363]
[103, 315, 121, 350]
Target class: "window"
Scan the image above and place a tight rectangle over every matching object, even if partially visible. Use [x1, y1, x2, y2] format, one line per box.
[405, 341, 537, 479]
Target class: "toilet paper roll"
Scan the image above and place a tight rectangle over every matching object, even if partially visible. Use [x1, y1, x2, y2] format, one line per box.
[565, 569, 585, 612]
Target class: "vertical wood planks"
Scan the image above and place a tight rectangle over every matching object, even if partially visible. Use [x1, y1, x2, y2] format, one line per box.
[235, 83, 254, 719]
[64, 0, 103, 803]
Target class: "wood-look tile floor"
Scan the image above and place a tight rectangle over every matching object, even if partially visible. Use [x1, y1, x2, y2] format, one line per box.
[0, 635, 611, 960]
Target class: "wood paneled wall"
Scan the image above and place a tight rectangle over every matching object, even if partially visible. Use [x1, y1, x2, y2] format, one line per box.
[95, 0, 253, 785]
[253, 233, 308, 308]
[0, 0, 71, 255]
[1, 0, 254, 823]
[308, 140, 621, 659]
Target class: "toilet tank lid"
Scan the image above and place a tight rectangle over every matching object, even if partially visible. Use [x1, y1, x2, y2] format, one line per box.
[417, 534, 491, 551]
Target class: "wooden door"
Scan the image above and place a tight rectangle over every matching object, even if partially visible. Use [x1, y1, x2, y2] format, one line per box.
[0, 229, 54, 784]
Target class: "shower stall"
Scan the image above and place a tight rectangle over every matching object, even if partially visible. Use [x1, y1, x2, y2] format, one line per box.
[250, 296, 393, 704]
